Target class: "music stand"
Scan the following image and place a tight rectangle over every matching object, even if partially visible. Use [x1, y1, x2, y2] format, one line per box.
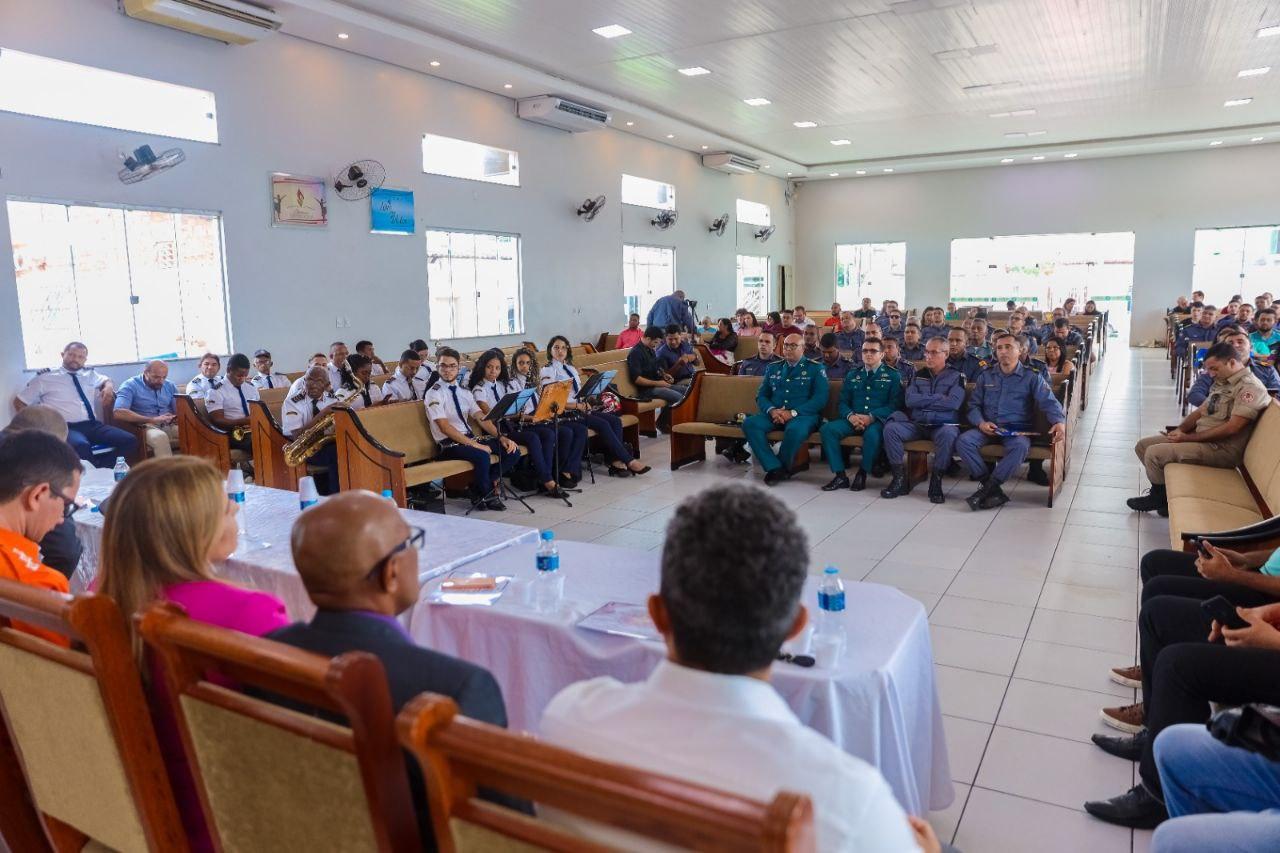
[472, 387, 543, 512]
[530, 380, 583, 497]
[577, 369, 617, 401]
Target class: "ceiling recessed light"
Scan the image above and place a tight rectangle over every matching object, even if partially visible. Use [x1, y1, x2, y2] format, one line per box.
[1004, 131, 1027, 139]
[1000, 158, 1014, 163]
[1239, 66, 1271, 77]
[700, 145, 708, 149]
[1026, 130, 1047, 137]
[666, 133, 674, 138]
[1224, 98, 1253, 107]
[593, 24, 632, 38]
[763, 165, 770, 169]
[829, 172, 840, 177]
[1209, 140, 1223, 146]
[429, 60, 441, 67]
[1257, 24, 1280, 38]
[678, 66, 711, 76]
[743, 97, 771, 106]
[1031, 155, 1045, 161]
[1063, 152, 1077, 158]
[337, 32, 349, 39]
[883, 168, 894, 173]
[830, 138, 852, 146]
[1010, 108, 1037, 117]
[625, 121, 634, 126]
[793, 120, 818, 128]
[855, 170, 867, 175]
[786, 171, 792, 176]
[503, 83, 512, 89]
[1252, 136, 1265, 142]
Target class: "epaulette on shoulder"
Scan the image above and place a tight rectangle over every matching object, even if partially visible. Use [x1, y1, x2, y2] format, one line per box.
[210, 379, 223, 389]
[290, 391, 306, 402]
[35, 367, 50, 375]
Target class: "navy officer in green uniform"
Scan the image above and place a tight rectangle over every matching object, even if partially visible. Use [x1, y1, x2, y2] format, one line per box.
[819, 337, 904, 491]
[743, 332, 829, 485]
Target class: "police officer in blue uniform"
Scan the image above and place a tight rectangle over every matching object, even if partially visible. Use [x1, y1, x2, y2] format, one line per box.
[1175, 306, 1218, 360]
[815, 333, 854, 379]
[946, 329, 989, 381]
[957, 332, 1067, 511]
[818, 338, 902, 491]
[720, 331, 782, 464]
[882, 337, 917, 387]
[882, 337, 966, 502]
[742, 333, 829, 485]
[833, 313, 864, 359]
[900, 324, 926, 361]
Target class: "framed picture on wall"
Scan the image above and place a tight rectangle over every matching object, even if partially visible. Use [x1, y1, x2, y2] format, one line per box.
[270, 173, 327, 227]
[370, 187, 415, 235]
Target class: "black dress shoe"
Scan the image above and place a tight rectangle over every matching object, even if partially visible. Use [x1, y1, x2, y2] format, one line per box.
[1027, 463, 1050, 486]
[870, 460, 888, 478]
[764, 468, 792, 486]
[1091, 731, 1146, 762]
[979, 483, 1010, 510]
[849, 469, 867, 491]
[485, 495, 506, 511]
[822, 473, 850, 491]
[607, 465, 631, 478]
[1083, 785, 1168, 829]
[629, 465, 652, 476]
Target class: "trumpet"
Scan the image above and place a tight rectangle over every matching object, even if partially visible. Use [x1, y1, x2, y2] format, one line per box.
[230, 425, 248, 442]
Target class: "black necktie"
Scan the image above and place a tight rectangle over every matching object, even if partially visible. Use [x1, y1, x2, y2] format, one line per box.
[493, 385, 501, 404]
[362, 389, 371, 407]
[311, 399, 320, 417]
[70, 373, 96, 423]
[236, 385, 248, 416]
[266, 375, 274, 389]
[449, 386, 473, 437]
[563, 365, 579, 393]
[409, 380, 418, 401]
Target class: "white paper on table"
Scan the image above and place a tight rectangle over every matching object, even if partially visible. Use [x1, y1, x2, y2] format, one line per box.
[576, 601, 660, 641]
[427, 571, 513, 607]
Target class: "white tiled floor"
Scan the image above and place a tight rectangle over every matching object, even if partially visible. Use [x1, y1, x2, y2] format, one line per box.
[442, 345, 1170, 851]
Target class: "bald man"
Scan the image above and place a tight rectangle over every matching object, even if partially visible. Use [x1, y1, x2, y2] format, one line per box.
[113, 360, 179, 457]
[267, 491, 516, 842]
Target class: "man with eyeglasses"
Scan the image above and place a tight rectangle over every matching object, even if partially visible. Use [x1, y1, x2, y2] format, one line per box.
[742, 334, 829, 486]
[882, 338, 965, 502]
[819, 338, 902, 492]
[0, 430, 83, 647]
[268, 491, 520, 843]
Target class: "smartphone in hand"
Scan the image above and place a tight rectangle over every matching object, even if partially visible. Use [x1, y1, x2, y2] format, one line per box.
[1202, 595, 1250, 631]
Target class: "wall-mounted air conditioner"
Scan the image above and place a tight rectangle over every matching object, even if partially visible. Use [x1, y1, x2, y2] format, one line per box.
[702, 152, 761, 174]
[122, 0, 282, 45]
[517, 96, 612, 133]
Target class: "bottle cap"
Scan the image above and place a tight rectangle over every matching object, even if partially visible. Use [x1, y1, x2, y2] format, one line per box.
[298, 476, 319, 504]
[540, 529, 555, 540]
[823, 566, 838, 574]
[225, 469, 245, 493]
[115, 456, 125, 464]
[381, 488, 394, 499]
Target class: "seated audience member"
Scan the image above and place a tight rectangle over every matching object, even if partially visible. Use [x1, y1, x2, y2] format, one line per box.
[628, 326, 688, 432]
[802, 324, 822, 360]
[944, 301, 960, 320]
[0, 407, 82, 578]
[97, 457, 288, 851]
[270, 491, 519, 845]
[1048, 317, 1085, 348]
[250, 349, 291, 390]
[946, 328, 988, 381]
[743, 334, 828, 486]
[1083, 299, 1101, 316]
[737, 310, 762, 337]
[1220, 298, 1243, 320]
[1034, 338, 1076, 382]
[883, 338, 965, 503]
[656, 325, 698, 384]
[816, 333, 854, 379]
[354, 340, 387, 375]
[469, 350, 568, 499]
[425, 348, 521, 511]
[204, 353, 260, 453]
[966, 319, 992, 359]
[853, 298, 877, 320]
[280, 366, 341, 492]
[407, 338, 434, 370]
[768, 309, 804, 339]
[876, 300, 899, 331]
[646, 289, 698, 336]
[342, 354, 386, 411]
[1250, 307, 1280, 358]
[383, 350, 430, 402]
[1186, 328, 1280, 407]
[715, 332, 783, 465]
[1169, 296, 1190, 314]
[510, 348, 585, 489]
[882, 337, 916, 386]
[1150, 723, 1280, 851]
[14, 341, 135, 467]
[1008, 314, 1038, 356]
[823, 302, 842, 327]
[1062, 297, 1078, 315]
[834, 312, 864, 360]
[541, 336, 649, 477]
[920, 307, 950, 342]
[881, 309, 906, 343]
[957, 333, 1066, 511]
[1176, 306, 1218, 359]
[792, 305, 816, 329]
[112, 360, 179, 458]
[307, 352, 329, 371]
[1129, 342, 1271, 514]
[186, 352, 222, 396]
[539, 483, 934, 853]
[0, 431, 81, 645]
[901, 324, 925, 361]
[820, 338, 902, 492]
[616, 313, 644, 349]
[1256, 292, 1274, 311]
[707, 318, 739, 361]
[326, 341, 353, 392]
[1219, 303, 1254, 333]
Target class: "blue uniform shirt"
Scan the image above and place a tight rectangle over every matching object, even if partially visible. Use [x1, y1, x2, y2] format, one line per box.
[656, 340, 697, 382]
[838, 364, 903, 421]
[889, 357, 916, 387]
[966, 362, 1066, 430]
[736, 354, 780, 377]
[646, 294, 698, 335]
[902, 366, 966, 425]
[920, 324, 951, 342]
[114, 374, 178, 418]
[834, 328, 864, 359]
[1176, 323, 1218, 357]
[1187, 360, 1280, 407]
[947, 353, 989, 383]
[756, 358, 829, 417]
[815, 356, 854, 380]
[900, 343, 925, 361]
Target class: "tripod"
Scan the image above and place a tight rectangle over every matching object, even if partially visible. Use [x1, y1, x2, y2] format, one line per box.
[545, 402, 580, 506]
[463, 433, 533, 516]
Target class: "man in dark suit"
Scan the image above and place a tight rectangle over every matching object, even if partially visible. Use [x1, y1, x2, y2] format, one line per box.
[267, 490, 517, 847]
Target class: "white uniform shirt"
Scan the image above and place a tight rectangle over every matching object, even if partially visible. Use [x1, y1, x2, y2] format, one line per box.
[423, 381, 480, 443]
[186, 374, 221, 397]
[326, 363, 353, 395]
[251, 371, 291, 391]
[383, 371, 430, 402]
[474, 377, 531, 417]
[369, 362, 386, 376]
[17, 367, 109, 422]
[204, 379, 261, 420]
[344, 380, 384, 412]
[280, 389, 338, 438]
[540, 660, 918, 853]
[539, 360, 583, 404]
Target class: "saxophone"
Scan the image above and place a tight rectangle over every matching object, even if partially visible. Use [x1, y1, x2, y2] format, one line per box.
[282, 374, 366, 467]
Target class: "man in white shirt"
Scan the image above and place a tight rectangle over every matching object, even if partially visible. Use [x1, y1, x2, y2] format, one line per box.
[280, 366, 341, 493]
[354, 340, 388, 376]
[327, 341, 353, 393]
[383, 350, 432, 402]
[251, 349, 291, 390]
[540, 483, 936, 853]
[13, 341, 136, 466]
[204, 353, 261, 452]
[793, 305, 817, 329]
[186, 352, 222, 396]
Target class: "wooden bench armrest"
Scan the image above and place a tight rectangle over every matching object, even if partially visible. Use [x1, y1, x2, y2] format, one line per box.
[333, 406, 411, 502]
[176, 395, 232, 474]
[1181, 514, 1280, 550]
[248, 400, 305, 490]
[694, 344, 733, 375]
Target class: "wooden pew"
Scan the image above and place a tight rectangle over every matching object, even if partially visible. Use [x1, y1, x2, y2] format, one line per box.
[102, 392, 148, 465]
[175, 395, 234, 474]
[247, 387, 306, 491]
[695, 343, 734, 375]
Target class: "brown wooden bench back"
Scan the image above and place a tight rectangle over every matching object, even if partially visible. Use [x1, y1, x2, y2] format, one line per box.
[1244, 402, 1280, 513]
[734, 335, 760, 361]
[258, 387, 289, 419]
[350, 400, 438, 466]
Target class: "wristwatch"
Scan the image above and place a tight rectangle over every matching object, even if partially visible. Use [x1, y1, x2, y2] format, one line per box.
[789, 409, 798, 418]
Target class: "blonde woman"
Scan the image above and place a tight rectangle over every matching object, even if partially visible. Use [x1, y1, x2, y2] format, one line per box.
[98, 456, 288, 852]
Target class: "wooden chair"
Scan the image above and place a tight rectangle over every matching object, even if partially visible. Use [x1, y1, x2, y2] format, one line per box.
[175, 394, 234, 474]
[138, 602, 421, 853]
[0, 580, 186, 852]
[397, 693, 815, 853]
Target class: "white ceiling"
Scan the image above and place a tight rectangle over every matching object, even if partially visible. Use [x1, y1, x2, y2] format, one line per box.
[277, 0, 1280, 178]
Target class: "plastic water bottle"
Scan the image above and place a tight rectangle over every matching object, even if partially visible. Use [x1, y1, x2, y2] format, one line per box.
[381, 488, 395, 503]
[112, 457, 129, 482]
[226, 469, 247, 535]
[298, 476, 319, 511]
[532, 530, 562, 612]
[813, 566, 847, 667]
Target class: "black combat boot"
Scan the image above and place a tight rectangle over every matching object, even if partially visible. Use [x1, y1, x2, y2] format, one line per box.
[880, 465, 909, 499]
[928, 472, 945, 504]
[1126, 485, 1167, 513]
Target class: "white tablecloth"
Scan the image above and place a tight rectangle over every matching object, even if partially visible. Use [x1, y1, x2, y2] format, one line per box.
[70, 470, 539, 619]
[408, 540, 954, 815]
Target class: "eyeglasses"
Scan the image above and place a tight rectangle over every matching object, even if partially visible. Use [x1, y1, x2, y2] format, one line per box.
[363, 526, 426, 580]
[54, 491, 82, 520]
[781, 342, 803, 349]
